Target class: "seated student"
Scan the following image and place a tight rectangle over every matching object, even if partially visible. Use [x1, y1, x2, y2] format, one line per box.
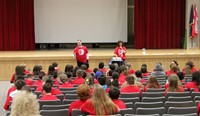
[186, 71, 200, 92]
[10, 91, 39, 116]
[144, 76, 161, 92]
[33, 71, 45, 86]
[69, 84, 91, 116]
[65, 64, 74, 74]
[98, 62, 107, 73]
[65, 71, 73, 83]
[141, 66, 150, 77]
[52, 62, 60, 71]
[106, 64, 115, 76]
[120, 75, 141, 94]
[118, 66, 127, 85]
[80, 85, 119, 115]
[166, 64, 178, 77]
[112, 72, 120, 87]
[48, 65, 56, 78]
[98, 74, 110, 93]
[135, 70, 146, 84]
[126, 63, 135, 74]
[151, 63, 166, 77]
[10, 65, 25, 83]
[177, 71, 186, 86]
[25, 74, 33, 87]
[52, 71, 60, 85]
[39, 83, 59, 100]
[71, 69, 85, 84]
[109, 87, 126, 109]
[59, 74, 74, 88]
[165, 74, 184, 94]
[35, 75, 49, 91]
[85, 63, 93, 73]
[182, 61, 197, 73]
[4, 79, 26, 110]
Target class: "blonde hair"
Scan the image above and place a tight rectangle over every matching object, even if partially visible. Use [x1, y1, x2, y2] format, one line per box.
[147, 76, 161, 88]
[92, 85, 118, 115]
[167, 74, 181, 92]
[59, 74, 68, 83]
[11, 91, 39, 116]
[184, 65, 192, 75]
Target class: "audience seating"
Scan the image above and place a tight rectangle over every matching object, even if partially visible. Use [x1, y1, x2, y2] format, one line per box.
[120, 92, 140, 98]
[162, 113, 197, 116]
[191, 92, 200, 101]
[167, 96, 192, 102]
[42, 104, 70, 110]
[40, 109, 68, 116]
[118, 108, 134, 116]
[134, 102, 164, 113]
[142, 97, 166, 103]
[124, 114, 159, 116]
[38, 100, 61, 110]
[142, 92, 165, 98]
[146, 88, 165, 92]
[62, 99, 77, 105]
[167, 106, 197, 115]
[166, 92, 190, 99]
[61, 90, 77, 95]
[60, 88, 77, 91]
[72, 109, 88, 116]
[119, 97, 140, 108]
[65, 94, 78, 99]
[125, 102, 133, 109]
[34, 91, 42, 99]
[136, 107, 165, 115]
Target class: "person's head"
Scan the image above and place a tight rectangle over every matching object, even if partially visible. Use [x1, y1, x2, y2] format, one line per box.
[117, 40, 124, 47]
[76, 69, 83, 77]
[98, 74, 106, 85]
[154, 63, 163, 71]
[111, 80, 119, 88]
[141, 64, 147, 68]
[184, 65, 192, 75]
[141, 66, 147, 73]
[48, 65, 55, 75]
[59, 74, 68, 83]
[106, 78, 112, 88]
[38, 65, 43, 71]
[121, 65, 127, 72]
[171, 60, 178, 66]
[76, 84, 90, 100]
[21, 86, 31, 93]
[147, 76, 160, 88]
[33, 65, 40, 75]
[108, 70, 114, 76]
[11, 91, 39, 116]
[45, 79, 54, 87]
[72, 66, 80, 77]
[170, 64, 178, 73]
[109, 87, 120, 99]
[15, 80, 26, 90]
[84, 62, 89, 69]
[126, 63, 132, 69]
[65, 72, 72, 79]
[93, 68, 98, 73]
[43, 83, 52, 94]
[82, 70, 87, 79]
[112, 72, 119, 80]
[98, 62, 104, 69]
[135, 70, 142, 78]
[109, 64, 116, 70]
[94, 70, 103, 79]
[65, 64, 73, 72]
[176, 71, 184, 81]
[15, 65, 25, 75]
[38, 71, 45, 80]
[126, 75, 135, 85]
[92, 85, 118, 115]
[192, 71, 200, 85]
[42, 76, 50, 83]
[80, 64, 87, 71]
[77, 39, 82, 47]
[168, 74, 180, 92]
[186, 61, 194, 69]
[52, 62, 58, 68]
[85, 76, 94, 86]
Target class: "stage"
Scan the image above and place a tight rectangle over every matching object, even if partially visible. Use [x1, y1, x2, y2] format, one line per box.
[0, 49, 200, 80]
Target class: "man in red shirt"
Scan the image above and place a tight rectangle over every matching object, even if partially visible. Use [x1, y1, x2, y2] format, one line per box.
[71, 69, 85, 85]
[39, 83, 59, 100]
[109, 87, 126, 109]
[68, 84, 91, 116]
[120, 75, 142, 94]
[73, 40, 89, 67]
[98, 62, 107, 73]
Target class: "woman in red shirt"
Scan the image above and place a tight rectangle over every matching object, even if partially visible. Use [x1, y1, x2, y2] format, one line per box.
[144, 76, 161, 92]
[165, 74, 184, 94]
[114, 41, 126, 65]
[81, 85, 119, 115]
[186, 71, 200, 92]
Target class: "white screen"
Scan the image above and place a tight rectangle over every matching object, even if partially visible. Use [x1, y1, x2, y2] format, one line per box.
[34, 0, 127, 43]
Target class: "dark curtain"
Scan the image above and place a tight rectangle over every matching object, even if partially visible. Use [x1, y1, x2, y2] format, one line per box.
[0, 0, 35, 51]
[134, 0, 185, 49]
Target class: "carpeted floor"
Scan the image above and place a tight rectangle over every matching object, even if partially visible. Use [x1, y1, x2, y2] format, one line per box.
[0, 81, 12, 116]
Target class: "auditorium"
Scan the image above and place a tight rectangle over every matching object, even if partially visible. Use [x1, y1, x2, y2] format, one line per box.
[0, 0, 200, 116]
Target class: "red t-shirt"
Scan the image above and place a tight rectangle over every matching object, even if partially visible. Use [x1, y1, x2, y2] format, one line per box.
[25, 78, 33, 86]
[182, 67, 197, 73]
[120, 85, 142, 95]
[166, 70, 177, 77]
[4, 95, 12, 110]
[59, 82, 74, 88]
[7, 86, 16, 97]
[10, 74, 16, 83]
[71, 77, 85, 85]
[73, 46, 88, 62]
[81, 99, 119, 115]
[99, 68, 107, 73]
[186, 81, 199, 92]
[33, 80, 42, 86]
[39, 95, 58, 100]
[112, 99, 126, 109]
[36, 85, 62, 95]
[114, 46, 126, 60]
[118, 73, 126, 85]
[52, 78, 60, 85]
[165, 86, 184, 95]
[69, 99, 87, 116]
[86, 69, 93, 73]
[144, 85, 161, 92]
[24, 69, 30, 74]
[129, 69, 135, 75]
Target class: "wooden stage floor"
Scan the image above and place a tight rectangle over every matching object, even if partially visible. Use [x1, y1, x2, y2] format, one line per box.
[0, 49, 200, 80]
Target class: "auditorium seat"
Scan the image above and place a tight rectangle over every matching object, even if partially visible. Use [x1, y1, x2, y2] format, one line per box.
[118, 108, 134, 116]
[72, 109, 88, 116]
[194, 96, 200, 101]
[39, 94, 64, 102]
[162, 113, 197, 116]
[165, 92, 190, 99]
[119, 97, 140, 108]
[191, 92, 200, 101]
[34, 91, 42, 99]
[40, 109, 68, 116]
[167, 96, 192, 102]
[124, 114, 159, 116]
[61, 90, 77, 95]
[136, 107, 165, 115]
[134, 101, 164, 113]
[125, 102, 133, 109]
[59, 87, 77, 91]
[62, 99, 77, 105]
[38, 100, 61, 110]
[146, 88, 165, 92]
[142, 97, 166, 103]
[142, 92, 165, 98]
[42, 104, 70, 110]
[120, 92, 140, 98]
[168, 107, 197, 115]
[65, 94, 78, 99]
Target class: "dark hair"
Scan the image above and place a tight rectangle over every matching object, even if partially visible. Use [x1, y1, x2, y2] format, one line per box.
[45, 79, 54, 87]
[135, 70, 142, 78]
[81, 64, 87, 71]
[99, 62, 104, 69]
[65, 72, 72, 78]
[52, 62, 58, 67]
[15, 65, 25, 75]
[93, 68, 98, 73]
[65, 64, 74, 73]
[26, 74, 33, 78]
[82, 70, 87, 79]
[15, 80, 26, 90]
[109, 87, 120, 99]
[111, 80, 119, 88]
[33, 65, 40, 75]
[39, 72, 45, 80]
[112, 72, 119, 80]
[53, 71, 57, 79]
[43, 83, 52, 93]
[117, 40, 124, 47]
[141, 66, 147, 73]
[108, 70, 114, 76]
[176, 71, 184, 80]
[126, 75, 135, 85]
[98, 74, 106, 85]
[141, 64, 147, 68]
[109, 64, 116, 70]
[84, 62, 89, 69]
[48, 65, 55, 75]
[186, 61, 194, 69]
[72, 66, 80, 77]
[76, 69, 83, 77]
[172, 60, 178, 66]
[114, 67, 122, 74]
[192, 71, 200, 85]
[15, 75, 25, 82]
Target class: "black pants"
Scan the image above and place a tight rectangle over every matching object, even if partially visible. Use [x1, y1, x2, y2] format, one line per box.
[77, 60, 88, 67]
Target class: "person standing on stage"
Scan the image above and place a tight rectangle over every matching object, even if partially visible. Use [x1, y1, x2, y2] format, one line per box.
[73, 40, 89, 67]
[114, 40, 126, 65]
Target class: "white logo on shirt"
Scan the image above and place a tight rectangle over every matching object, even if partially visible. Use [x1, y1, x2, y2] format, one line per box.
[78, 49, 84, 55]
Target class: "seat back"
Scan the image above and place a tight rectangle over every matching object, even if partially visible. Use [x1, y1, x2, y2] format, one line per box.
[40, 109, 68, 116]
[142, 97, 165, 103]
[168, 106, 197, 114]
[39, 100, 61, 110]
[134, 102, 164, 113]
[136, 107, 165, 115]
[65, 94, 78, 99]
[120, 92, 140, 98]
[167, 96, 192, 102]
[125, 102, 133, 108]
[146, 88, 165, 92]
[162, 113, 197, 116]
[59, 87, 77, 91]
[119, 97, 140, 109]
[118, 108, 134, 116]
[142, 92, 165, 98]
[166, 92, 190, 99]
[191, 92, 200, 101]
[42, 104, 70, 110]
[72, 109, 88, 116]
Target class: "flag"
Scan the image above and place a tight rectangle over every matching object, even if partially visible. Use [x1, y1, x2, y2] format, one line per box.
[192, 5, 198, 38]
[189, 5, 194, 39]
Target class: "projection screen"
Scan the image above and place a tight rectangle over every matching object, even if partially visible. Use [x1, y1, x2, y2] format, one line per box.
[34, 0, 127, 43]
